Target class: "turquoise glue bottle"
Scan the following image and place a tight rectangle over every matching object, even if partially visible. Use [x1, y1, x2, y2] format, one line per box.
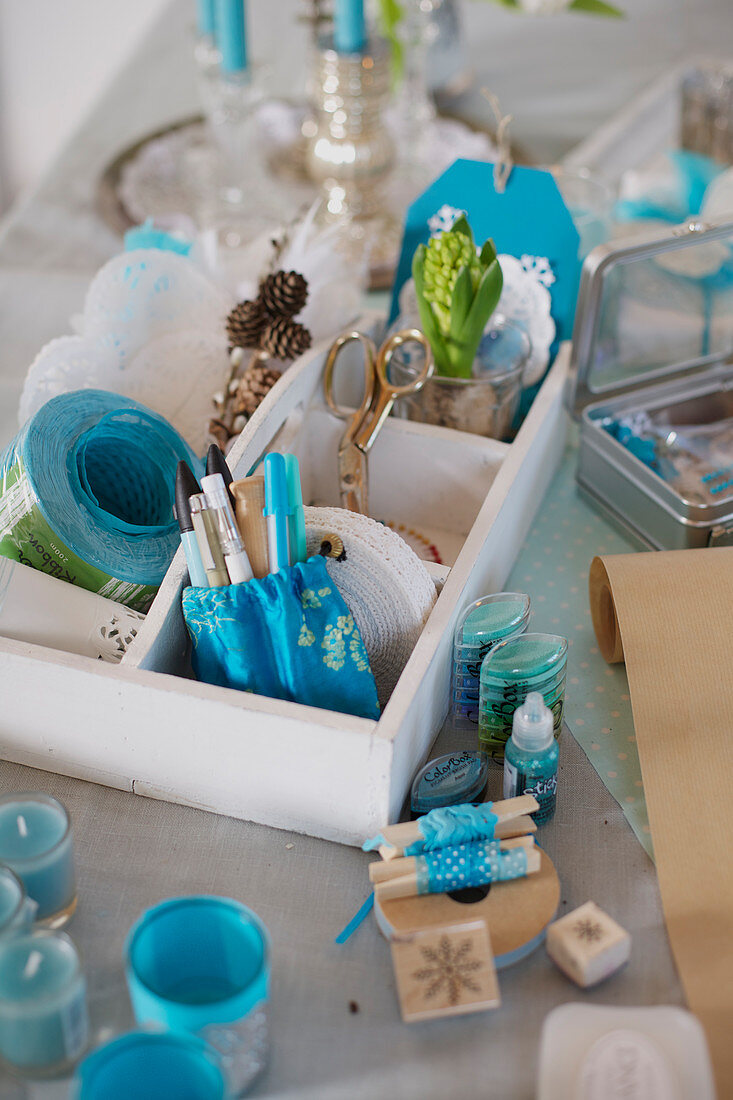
[503, 692, 558, 825]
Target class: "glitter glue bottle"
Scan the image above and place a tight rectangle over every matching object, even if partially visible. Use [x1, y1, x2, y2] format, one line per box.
[503, 692, 558, 825]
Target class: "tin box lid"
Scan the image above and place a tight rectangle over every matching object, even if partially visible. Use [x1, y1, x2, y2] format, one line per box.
[567, 216, 733, 418]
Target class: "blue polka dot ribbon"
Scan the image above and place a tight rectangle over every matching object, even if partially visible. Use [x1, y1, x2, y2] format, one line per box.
[415, 840, 528, 895]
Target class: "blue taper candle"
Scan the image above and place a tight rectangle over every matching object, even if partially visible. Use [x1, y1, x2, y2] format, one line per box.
[333, 0, 366, 54]
[196, 0, 216, 37]
[215, 0, 248, 73]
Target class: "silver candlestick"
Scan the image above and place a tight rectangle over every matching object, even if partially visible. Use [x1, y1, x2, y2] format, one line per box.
[305, 35, 395, 221]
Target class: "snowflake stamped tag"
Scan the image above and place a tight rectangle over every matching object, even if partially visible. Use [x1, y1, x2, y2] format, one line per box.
[390, 920, 500, 1023]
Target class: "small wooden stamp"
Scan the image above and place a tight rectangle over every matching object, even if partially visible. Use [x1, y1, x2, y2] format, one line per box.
[546, 900, 631, 988]
[390, 919, 501, 1022]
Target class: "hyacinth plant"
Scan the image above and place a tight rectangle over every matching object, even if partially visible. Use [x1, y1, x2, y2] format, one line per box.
[412, 215, 503, 379]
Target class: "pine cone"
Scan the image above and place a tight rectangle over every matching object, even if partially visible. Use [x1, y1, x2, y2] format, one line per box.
[226, 299, 267, 350]
[260, 317, 312, 361]
[208, 418, 233, 450]
[232, 365, 282, 417]
[260, 270, 308, 320]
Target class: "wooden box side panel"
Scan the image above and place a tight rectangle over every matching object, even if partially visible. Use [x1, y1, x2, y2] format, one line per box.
[0, 642, 388, 845]
[380, 346, 571, 821]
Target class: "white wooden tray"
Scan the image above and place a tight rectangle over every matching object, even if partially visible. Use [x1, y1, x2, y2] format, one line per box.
[0, 314, 569, 846]
[563, 57, 729, 184]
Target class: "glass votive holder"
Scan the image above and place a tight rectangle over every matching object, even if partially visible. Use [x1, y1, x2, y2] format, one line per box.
[478, 633, 569, 761]
[0, 794, 76, 929]
[452, 593, 531, 732]
[548, 165, 615, 259]
[125, 896, 270, 1097]
[74, 1029, 228, 1100]
[388, 314, 530, 439]
[0, 867, 36, 939]
[0, 930, 89, 1077]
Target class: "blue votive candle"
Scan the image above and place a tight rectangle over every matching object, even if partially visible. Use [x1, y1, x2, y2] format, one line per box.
[0, 866, 35, 937]
[215, 0, 248, 73]
[0, 930, 89, 1076]
[0, 794, 76, 927]
[334, 0, 366, 54]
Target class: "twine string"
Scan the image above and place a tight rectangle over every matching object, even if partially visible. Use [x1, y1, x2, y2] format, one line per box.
[482, 88, 514, 194]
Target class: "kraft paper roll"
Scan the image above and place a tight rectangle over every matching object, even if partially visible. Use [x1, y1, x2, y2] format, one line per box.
[589, 549, 733, 1096]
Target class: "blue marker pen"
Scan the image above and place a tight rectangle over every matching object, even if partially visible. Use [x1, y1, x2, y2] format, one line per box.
[175, 461, 209, 588]
[284, 455, 307, 565]
[264, 454, 291, 574]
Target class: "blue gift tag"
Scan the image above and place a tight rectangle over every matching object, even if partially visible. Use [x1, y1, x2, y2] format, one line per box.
[388, 159, 581, 345]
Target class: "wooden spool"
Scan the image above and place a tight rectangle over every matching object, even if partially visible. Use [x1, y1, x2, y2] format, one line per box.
[374, 848, 560, 969]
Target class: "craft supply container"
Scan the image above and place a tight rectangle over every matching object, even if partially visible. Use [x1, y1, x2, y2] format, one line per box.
[0, 312, 569, 847]
[478, 633, 568, 760]
[567, 215, 733, 549]
[451, 592, 531, 732]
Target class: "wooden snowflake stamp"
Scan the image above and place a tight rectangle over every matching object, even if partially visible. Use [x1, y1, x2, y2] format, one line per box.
[390, 920, 500, 1022]
[546, 900, 631, 988]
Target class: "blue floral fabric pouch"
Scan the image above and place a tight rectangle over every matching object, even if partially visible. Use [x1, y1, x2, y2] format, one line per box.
[182, 555, 380, 721]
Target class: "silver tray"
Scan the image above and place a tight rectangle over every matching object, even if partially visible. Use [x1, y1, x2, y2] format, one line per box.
[96, 107, 525, 292]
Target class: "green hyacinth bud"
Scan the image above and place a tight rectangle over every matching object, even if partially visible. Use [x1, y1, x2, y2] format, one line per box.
[412, 216, 504, 379]
[421, 231, 482, 336]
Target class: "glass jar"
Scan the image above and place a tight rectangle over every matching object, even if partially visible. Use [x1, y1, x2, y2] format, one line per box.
[388, 314, 531, 439]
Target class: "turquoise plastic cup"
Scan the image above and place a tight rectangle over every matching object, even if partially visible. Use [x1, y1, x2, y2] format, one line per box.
[74, 1030, 228, 1099]
[125, 896, 270, 1096]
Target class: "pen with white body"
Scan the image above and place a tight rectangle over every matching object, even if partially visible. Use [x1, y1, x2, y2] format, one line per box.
[201, 473, 253, 585]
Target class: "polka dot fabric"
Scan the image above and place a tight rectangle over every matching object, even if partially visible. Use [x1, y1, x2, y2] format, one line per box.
[506, 431, 651, 856]
[416, 840, 529, 894]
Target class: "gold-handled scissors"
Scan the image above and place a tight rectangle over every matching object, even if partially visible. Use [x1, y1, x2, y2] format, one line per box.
[323, 328, 433, 515]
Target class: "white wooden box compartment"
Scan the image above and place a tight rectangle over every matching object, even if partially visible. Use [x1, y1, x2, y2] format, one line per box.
[0, 314, 569, 846]
[563, 57, 728, 185]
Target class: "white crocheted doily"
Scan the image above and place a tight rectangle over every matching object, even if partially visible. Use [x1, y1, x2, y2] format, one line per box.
[304, 507, 436, 708]
[19, 250, 235, 454]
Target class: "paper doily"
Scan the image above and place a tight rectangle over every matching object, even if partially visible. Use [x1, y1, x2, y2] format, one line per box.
[495, 254, 556, 386]
[19, 250, 235, 454]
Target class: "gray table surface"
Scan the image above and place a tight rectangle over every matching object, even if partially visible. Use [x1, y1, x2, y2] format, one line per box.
[1, 0, 729, 1095]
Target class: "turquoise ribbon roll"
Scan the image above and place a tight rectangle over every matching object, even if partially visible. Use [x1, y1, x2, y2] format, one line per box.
[0, 390, 201, 612]
[362, 803, 500, 855]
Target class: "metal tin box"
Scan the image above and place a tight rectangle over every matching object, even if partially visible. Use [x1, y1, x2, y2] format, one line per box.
[568, 217, 733, 549]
